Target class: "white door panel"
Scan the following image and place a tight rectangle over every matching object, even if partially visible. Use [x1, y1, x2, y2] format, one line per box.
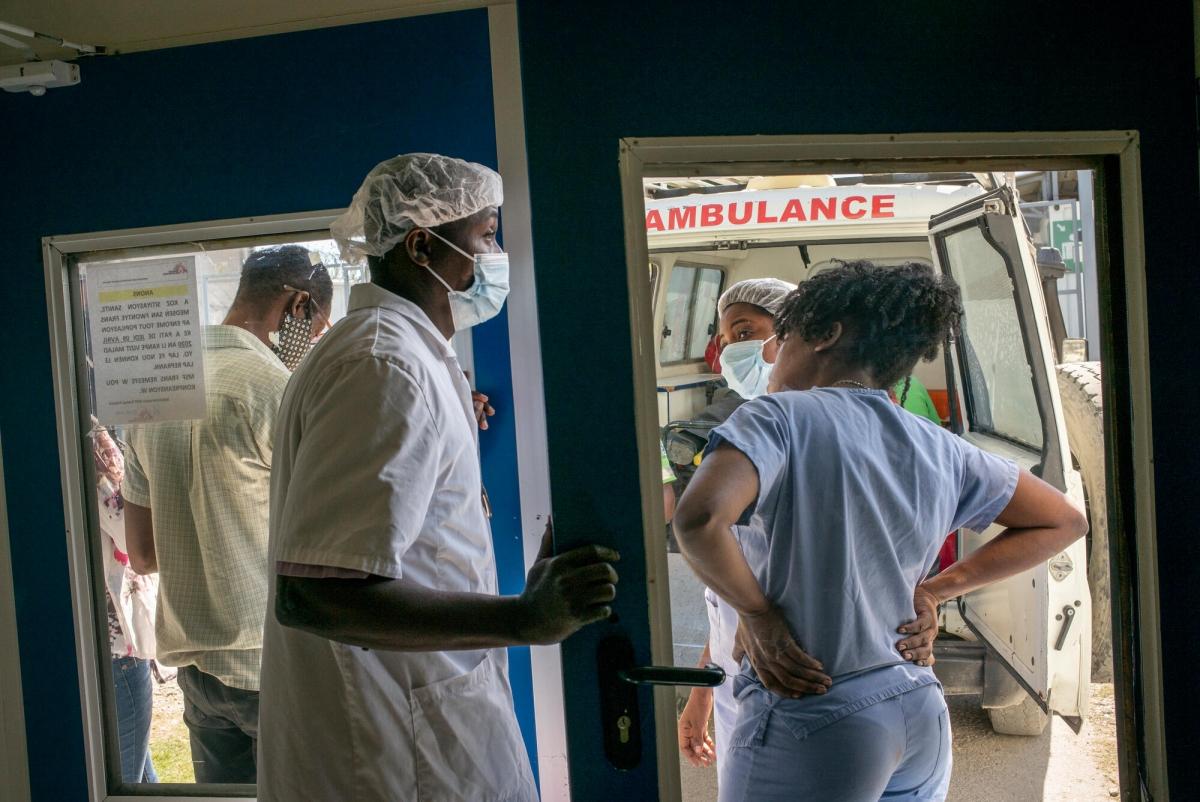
[931, 187, 1091, 720]
[958, 433, 1047, 700]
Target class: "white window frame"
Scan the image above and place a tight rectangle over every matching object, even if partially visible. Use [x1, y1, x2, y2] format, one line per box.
[617, 132, 1163, 802]
[44, 209, 345, 802]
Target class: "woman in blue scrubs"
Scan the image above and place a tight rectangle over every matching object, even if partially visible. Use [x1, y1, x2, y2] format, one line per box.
[673, 260, 1088, 801]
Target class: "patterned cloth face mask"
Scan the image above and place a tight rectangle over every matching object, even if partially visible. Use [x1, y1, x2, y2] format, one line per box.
[271, 286, 317, 371]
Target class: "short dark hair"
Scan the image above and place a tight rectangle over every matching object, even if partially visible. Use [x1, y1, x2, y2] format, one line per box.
[236, 245, 334, 312]
[775, 260, 963, 387]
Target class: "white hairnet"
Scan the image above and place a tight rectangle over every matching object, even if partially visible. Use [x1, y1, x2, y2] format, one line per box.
[330, 153, 503, 263]
[718, 277, 798, 318]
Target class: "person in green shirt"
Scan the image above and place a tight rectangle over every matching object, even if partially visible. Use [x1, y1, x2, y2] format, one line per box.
[661, 441, 678, 522]
[892, 374, 942, 426]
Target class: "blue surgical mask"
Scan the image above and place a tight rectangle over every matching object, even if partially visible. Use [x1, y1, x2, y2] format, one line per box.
[720, 336, 776, 398]
[423, 228, 510, 331]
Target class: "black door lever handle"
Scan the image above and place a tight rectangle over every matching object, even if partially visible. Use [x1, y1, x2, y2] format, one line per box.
[618, 664, 725, 687]
[598, 637, 727, 770]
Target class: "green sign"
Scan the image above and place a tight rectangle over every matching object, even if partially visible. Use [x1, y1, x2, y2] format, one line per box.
[1051, 219, 1080, 272]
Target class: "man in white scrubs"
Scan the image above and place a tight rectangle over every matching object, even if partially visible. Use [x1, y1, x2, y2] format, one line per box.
[258, 154, 620, 802]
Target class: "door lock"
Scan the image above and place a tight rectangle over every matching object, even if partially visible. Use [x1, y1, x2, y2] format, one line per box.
[616, 714, 632, 744]
[598, 635, 725, 770]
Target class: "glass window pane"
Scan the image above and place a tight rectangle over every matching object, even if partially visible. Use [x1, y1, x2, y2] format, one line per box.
[944, 226, 1043, 449]
[73, 234, 361, 791]
[659, 265, 697, 364]
[686, 268, 723, 360]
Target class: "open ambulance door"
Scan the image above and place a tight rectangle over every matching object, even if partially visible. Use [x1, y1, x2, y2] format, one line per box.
[928, 186, 1092, 725]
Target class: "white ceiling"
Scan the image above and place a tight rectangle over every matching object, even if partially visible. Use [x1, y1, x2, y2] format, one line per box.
[0, 0, 491, 66]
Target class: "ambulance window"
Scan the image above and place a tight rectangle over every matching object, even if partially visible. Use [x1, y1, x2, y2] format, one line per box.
[687, 269, 723, 357]
[942, 226, 1044, 449]
[659, 262, 724, 365]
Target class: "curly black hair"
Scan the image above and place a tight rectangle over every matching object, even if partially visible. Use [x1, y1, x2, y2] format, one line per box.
[774, 260, 963, 388]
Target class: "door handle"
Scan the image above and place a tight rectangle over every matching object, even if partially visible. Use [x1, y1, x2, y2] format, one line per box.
[619, 664, 726, 687]
[598, 635, 726, 770]
[1053, 604, 1076, 651]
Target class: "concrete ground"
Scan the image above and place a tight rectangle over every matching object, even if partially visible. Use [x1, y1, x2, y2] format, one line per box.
[668, 554, 1120, 801]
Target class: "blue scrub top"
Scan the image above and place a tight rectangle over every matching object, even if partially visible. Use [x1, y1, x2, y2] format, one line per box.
[707, 388, 1018, 732]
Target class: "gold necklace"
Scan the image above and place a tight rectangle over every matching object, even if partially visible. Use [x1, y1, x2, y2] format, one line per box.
[831, 379, 872, 390]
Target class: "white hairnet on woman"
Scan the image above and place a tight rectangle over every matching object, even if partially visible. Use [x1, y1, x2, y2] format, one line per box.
[330, 153, 504, 263]
[717, 277, 797, 318]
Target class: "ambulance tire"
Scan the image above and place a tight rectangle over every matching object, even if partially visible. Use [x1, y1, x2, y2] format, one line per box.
[1057, 362, 1112, 683]
[987, 694, 1050, 736]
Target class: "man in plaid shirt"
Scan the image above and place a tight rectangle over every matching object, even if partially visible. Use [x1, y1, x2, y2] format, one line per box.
[123, 246, 331, 783]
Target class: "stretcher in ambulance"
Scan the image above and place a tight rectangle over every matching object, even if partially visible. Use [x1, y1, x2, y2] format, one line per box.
[649, 175, 1091, 735]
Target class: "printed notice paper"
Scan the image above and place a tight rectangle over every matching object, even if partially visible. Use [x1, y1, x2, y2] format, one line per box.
[87, 256, 207, 424]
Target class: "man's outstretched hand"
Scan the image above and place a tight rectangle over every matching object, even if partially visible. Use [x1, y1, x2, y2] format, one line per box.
[517, 522, 619, 645]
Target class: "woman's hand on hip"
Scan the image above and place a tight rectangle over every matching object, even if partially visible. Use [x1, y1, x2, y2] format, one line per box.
[897, 583, 941, 667]
[733, 605, 831, 698]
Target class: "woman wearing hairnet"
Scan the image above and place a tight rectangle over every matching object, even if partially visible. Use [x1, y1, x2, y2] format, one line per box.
[715, 278, 796, 399]
[678, 277, 795, 778]
[257, 154, 620, 802]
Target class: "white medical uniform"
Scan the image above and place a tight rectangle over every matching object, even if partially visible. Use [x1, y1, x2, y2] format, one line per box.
[704, 566, 741, 766]
[258, 283, 537, 802]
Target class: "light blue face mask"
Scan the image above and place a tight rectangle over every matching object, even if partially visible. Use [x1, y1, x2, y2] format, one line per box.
[720, 336, 776, 398]
[424, 228, 510, 331]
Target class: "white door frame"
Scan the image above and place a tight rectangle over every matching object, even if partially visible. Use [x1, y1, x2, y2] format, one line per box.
[488, 5, 572, 800]
[43, 209, 346, 802]
[617, 131, 1163, 802]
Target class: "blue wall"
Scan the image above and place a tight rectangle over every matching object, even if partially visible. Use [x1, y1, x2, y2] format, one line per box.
[0, 10, 539, 799]
[5, 2, 1200, 798]
[515, 1, 1200, 797]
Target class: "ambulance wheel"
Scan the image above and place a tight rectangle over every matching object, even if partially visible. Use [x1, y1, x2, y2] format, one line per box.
[1057, 362, 1112, 682]
[987, 695, 1050, 736]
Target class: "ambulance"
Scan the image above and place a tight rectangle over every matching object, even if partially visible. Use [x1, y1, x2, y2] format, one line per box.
[649, 173, 1097, 735]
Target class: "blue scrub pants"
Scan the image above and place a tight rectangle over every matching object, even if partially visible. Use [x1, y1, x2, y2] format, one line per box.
[719, 683, 952, 802]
